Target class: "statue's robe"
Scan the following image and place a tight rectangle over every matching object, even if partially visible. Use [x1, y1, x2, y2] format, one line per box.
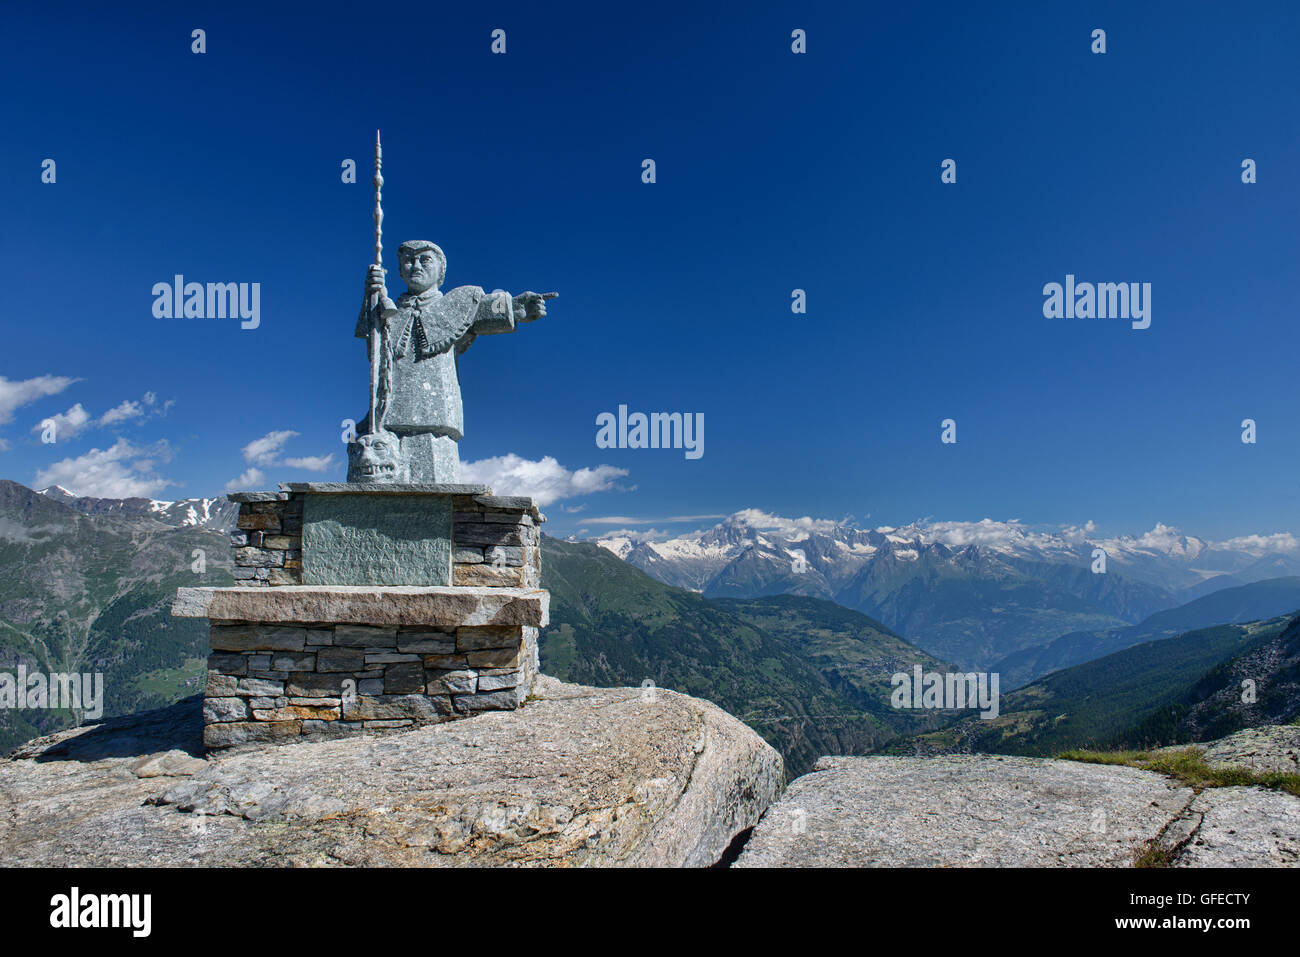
[355, 285, 515, 440]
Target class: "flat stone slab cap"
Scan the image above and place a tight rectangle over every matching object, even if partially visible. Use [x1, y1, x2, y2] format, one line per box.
[473, 494, 545, 522]
[475, 494, 534, 509]
[172, 585, 549, 627]
[226, 491, 288, 503]
[280, 483, 492, 495]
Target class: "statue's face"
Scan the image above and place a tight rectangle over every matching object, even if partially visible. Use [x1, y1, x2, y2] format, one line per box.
[400, 249, 442, 294]
[347, 431, 405, 482]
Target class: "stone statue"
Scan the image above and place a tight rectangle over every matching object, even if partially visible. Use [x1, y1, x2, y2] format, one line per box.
[346, 134, 555, 484]
[349, 241, 552, 483]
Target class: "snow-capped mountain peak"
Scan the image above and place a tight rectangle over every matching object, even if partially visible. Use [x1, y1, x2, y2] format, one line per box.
[38, 488, 238, 530]
[594, 511, 1300, 598]
[37, 485, 77, 500]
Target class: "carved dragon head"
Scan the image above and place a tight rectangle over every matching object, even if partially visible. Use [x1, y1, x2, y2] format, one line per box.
[346, 430, 406, 483]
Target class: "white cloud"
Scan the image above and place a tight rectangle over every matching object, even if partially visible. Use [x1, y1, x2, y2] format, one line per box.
[232, 430, 332, 481]
[0, 374, 79, 425]
[102, 391, 173, 426]
[730, 508, 849, 538]
[242, 430, 298, 466]
[225, 467, 266, 492]
[924, 518, 1033, 548]
[1133, 522, 1188, 551]
[1059, 520, 1097, 544]
[33, 439, 175, 498]
[592, 527, 674, 543]
[920, 518, 1107, 553]
[922, 518, 1295, 561]
[282, 453, 336, 473]
[98, 399, 145, 426]
[1213, 532, 1299, 556]
[30, 403, 92, 442]
[460, 454, 629, 506]
[581, 514, 728, 525]
[19, 389, 172, 440]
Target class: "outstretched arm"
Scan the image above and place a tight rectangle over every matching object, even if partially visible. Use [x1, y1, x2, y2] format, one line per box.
[471, 290, 557, 335]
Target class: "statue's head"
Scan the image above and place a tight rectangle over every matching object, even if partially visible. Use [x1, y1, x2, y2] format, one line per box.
[346, 430, 406, 483]
[398, 240, 446, 295]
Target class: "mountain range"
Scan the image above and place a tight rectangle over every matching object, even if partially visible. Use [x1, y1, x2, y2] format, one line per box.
[37, 484, 237, 529]
[596, 512, 1300, 668]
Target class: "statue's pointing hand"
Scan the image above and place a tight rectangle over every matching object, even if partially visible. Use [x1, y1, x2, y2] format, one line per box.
[513, 290, 556, 323]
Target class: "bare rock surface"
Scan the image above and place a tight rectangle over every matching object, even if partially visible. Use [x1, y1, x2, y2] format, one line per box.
[1177, 787, 1300, 867]
[0, 676, 781, 867]
[736, 752, 1298, 868]
[1156, 724, 1300, 776]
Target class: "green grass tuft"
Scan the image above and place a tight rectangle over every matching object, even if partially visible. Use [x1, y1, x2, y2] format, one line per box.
[1134, 842, 1177, 868]
[1058, 746, 1300, 797]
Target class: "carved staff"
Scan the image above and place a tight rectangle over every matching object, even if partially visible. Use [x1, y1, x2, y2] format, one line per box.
[369, 130, 384, 432]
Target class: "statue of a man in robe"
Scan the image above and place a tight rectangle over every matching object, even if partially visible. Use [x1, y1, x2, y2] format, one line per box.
[348, 240, 551, 483]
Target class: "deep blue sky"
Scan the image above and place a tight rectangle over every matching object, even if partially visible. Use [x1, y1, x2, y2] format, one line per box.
[2, 0, 1297, 541]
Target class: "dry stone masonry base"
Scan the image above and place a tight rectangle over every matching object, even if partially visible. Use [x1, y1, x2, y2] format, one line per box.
[175, 482, 549, 750]
[201, 621, 540, 749]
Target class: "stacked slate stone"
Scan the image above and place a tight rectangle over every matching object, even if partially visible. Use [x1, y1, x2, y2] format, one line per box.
[226, 490, 542, 589]
[229, 493, 302, 585]
[201, 621, 540, 748]
[452, 496, 542, 589]
[175, 485, 549, 750]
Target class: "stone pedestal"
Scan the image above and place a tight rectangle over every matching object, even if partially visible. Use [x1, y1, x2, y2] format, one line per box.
[173, 484, 548, 750]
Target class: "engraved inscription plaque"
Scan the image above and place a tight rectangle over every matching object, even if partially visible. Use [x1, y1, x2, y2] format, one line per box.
[301, 493, 453, 586]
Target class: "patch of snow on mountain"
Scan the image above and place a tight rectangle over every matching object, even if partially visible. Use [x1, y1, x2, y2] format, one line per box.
[596, 536, 635, 560]
[1097, 524, 1211, 561]
[645, 538, 736, 561]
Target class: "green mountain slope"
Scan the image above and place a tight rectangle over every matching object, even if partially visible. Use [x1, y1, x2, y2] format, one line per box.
[994, 577, 1300, 689]
[895, 614, 1294, 757]
[0, 481, 232, 752]
[540, 537, 951, 776]
[709, 594, 946, 716]
[1118, 615, 1300, 747]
